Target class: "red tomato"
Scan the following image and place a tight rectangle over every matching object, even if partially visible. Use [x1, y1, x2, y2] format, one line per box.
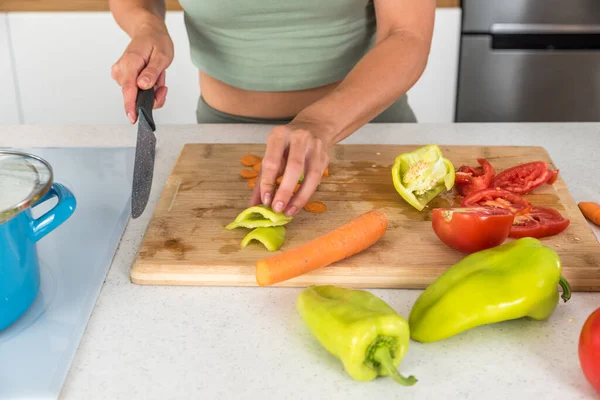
[461, 188, 532, 215]
[432, 207, 515, 253]
[455, 158, 495, 197]
[579, 308, 600, 394]
[509, 206, 570, 238]
[490, 161, 559, 194]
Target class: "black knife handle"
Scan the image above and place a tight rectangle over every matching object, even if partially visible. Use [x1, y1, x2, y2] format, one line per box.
[136, 88, 156, 131]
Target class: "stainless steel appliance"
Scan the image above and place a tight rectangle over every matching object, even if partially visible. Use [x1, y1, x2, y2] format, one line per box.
[455, 0, 600, 122]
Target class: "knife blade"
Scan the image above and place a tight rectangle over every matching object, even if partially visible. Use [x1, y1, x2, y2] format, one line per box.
[131, 88, 157, 219]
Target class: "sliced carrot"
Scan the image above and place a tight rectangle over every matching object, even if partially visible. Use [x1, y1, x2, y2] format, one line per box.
[304, 201, 327, 213]
[241, 169, 258, 179]
[578, 201, 600, 226]
[293, 183, 301, 194]
[255, 209, 388, 286]
[276, 176, 283, 185]
[322, 167, 329, 177]
[241, 154, 261, 167]
[252, 161, 262, 173]
[248, 178, 257, 190]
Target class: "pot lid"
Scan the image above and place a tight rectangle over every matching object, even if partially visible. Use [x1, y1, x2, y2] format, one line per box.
[0, 150, 53, 224]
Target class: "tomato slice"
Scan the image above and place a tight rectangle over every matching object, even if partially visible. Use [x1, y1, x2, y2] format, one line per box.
[490, 161, 559, 194]
[432, 207, 514, 253]
[461, 188, 532, 215]
[509, 206, 570, 238]
[579, 307, 600, 395]
[455, 158, 495, 197]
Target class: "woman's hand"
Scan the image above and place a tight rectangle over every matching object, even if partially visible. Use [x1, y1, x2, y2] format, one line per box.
[250, 120, 331, 217]
[111, 17, 174, 124]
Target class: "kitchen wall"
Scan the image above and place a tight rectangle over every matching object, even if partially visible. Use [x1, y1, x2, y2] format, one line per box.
[0, 8, 461, 125]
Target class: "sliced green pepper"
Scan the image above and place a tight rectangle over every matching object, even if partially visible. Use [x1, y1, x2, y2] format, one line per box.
[409, 237, 572, 343]
[391, 144, 455, 211]
[240, 226, 286, 251]
[225, 205, 293, 230]
[296, 285, 417, 386]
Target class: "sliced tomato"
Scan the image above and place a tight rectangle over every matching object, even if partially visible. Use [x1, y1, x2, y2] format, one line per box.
[509, 206, 570, 238]
[455, 158, 495, 197]
[432, 207, 514, 253]
[461, 188, 532, 215]
[579, 308, 600, 395]
[490, 161, 559, 194]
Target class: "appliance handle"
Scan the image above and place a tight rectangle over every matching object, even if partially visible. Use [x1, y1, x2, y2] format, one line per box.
[491, 23, 600, 35]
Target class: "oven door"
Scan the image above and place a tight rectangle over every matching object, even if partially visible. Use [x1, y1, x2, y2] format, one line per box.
[455, 26, 600, 122]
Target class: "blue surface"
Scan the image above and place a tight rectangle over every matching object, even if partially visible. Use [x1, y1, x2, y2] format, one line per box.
[0, 183, 77, 331]
[0, 147, 134, 399]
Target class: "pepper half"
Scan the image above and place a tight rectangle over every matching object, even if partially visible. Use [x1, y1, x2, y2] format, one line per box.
[225, 205, 293, 229]
[409, 237, 572, 343]
[240, 226, 286, 251]
[391, 144, 455, 211]
[296, 285, 417, 386]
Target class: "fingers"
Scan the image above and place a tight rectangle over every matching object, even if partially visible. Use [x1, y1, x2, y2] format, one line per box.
[284, 141, 328, 215]
[154, 86, 168, 108]
[260, 127, 289, 207]
[271, 130, 309, 214]
[137, 50, 172, 90]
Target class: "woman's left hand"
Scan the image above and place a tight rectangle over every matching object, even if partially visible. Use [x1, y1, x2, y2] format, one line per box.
[250, 120, 331, 217]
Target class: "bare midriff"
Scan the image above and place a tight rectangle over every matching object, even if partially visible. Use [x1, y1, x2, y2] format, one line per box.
[199, 71, 342, 119]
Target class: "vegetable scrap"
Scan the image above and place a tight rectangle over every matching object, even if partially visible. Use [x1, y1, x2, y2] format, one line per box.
[409, 237, 571, 343]
[255, 209, 387, 286]
[247, 178, 257, 190]
[297, 285, 417, 386]
[241, 154, 262, 167]
[241, 226, 286, 252]
[304, 201, 327, 214]
[240, 169, 258, 179]
[252, 161, 262, 173]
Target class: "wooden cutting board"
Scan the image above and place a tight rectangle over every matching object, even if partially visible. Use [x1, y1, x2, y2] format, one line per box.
[130, 143, 600, 291]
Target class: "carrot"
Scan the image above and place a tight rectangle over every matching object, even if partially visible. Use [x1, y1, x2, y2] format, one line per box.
[578, 201, 600, 226]
[304, 201, 327, 213]
[276, 176, 283, 185]
[248, 178, 257, 190]
[255, 209, 388, 286]
[241, 154, 261, 167]
[322, 167, 329, 177]
[241, 169, 258, 179]
[252, 161, 262, 173]
[293, 183, 301, 193]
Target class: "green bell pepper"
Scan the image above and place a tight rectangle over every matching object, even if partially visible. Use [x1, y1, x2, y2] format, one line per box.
[225, 205, 293, 230]
[240, 226, 286, 251]
[409, 237, 572, 343]
[391, 144, 455, 211]
[297, 285, 417, 386]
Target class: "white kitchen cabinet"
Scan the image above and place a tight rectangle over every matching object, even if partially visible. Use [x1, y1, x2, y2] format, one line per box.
[7, 8, 461, 125]
[0, 13, 21, 124]
[8, 12, 198, 125]
[407, 8, 462, 123]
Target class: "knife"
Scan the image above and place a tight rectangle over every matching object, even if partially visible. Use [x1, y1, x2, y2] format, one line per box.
[131, 88, 157, 219]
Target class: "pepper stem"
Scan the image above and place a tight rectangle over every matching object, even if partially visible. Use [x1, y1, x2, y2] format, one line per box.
[559, 276, 572, 303]
[372, 347, 417, 386]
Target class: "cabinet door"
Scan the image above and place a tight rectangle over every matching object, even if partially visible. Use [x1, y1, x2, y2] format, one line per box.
[8, 11, 198, 124]
[0, 13, 20, 124]
[406, 8, 461, 123]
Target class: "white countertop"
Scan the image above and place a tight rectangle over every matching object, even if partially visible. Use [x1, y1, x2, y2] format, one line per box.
[1, 123, 599, 399]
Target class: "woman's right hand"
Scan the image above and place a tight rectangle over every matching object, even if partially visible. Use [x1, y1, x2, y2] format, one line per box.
[111, 18, 174, 124]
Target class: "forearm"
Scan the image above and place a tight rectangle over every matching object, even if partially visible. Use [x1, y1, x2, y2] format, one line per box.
[295, 30, 431, 146]
[109, 0, 167, 37]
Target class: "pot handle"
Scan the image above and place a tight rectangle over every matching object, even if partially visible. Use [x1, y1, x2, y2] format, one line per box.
[30, 183, 77, 242]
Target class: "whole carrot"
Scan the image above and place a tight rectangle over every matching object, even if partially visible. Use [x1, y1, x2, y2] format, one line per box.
[255, 209, 388, 286]
[578, 201, 600, 226]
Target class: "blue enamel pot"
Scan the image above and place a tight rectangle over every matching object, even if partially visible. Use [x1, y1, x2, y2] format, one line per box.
[0, 150, 76, 331]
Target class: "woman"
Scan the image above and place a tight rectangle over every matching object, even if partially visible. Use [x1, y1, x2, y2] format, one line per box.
[109, 0, 435, 217]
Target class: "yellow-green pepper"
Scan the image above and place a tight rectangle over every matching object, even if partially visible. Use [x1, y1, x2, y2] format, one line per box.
[297, 285, 417, 386]
[409, 237, 572, 343]
[225, 205, 293, 229]
[240, 226, 286, 251]
[391, 144, 455, 211]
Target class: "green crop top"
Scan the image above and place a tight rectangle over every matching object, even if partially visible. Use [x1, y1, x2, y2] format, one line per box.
[179, 0, 376, 92]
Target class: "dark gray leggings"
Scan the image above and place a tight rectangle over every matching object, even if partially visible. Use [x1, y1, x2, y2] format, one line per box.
[195, 94, 417, 124]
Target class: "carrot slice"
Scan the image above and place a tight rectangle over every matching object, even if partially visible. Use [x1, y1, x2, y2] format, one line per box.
[241, 154, 262, 167]
[276, 176, 283, 185]
[252, 161, 262, 173]
[304, 201, 327, 213]
[293, 183, 301, 194]
[578, 201, 600, 226]
[241, 169, 258, 179]
[322, 167, 329, 177]
[255, 209, 388, 286]
[248, 178, 257, 190]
